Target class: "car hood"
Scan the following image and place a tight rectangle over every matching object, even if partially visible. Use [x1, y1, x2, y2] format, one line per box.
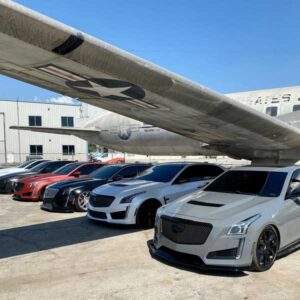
[0, 168, 27, 176]
[163, 191, 273, 221]
[92, 180, 165, 196]
[19, 173, 57, 183]
[49, 177, 104, 189]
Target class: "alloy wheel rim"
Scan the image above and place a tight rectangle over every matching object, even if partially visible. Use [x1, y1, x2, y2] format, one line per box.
[78, 191, 90, 210]
[256, 228, 278, 268]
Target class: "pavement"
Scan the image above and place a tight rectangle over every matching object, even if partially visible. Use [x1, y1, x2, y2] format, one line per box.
[0, 195, 299, 300]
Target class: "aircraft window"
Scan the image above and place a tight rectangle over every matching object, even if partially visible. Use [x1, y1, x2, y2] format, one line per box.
[205, 170, 287, 197]
[293, 105, 300, 112]
[266, 106, 278, 117]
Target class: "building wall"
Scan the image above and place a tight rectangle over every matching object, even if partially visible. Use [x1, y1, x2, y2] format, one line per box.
[0, 100, 96, 163]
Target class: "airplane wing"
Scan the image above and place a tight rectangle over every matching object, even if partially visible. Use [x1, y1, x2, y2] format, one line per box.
[1, 0, 300, 165]
[10, 126, 100, 144]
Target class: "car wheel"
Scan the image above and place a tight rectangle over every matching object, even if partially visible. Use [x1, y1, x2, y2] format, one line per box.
[74, 191, 90, 212]
[38, 188, 46, 201]
[136, 200, 161, 229]
[251, 225, 279, 272]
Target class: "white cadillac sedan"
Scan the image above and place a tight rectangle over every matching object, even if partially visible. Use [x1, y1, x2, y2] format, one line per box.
[150, 166, 300, 272]
[87, 163, 224, 228]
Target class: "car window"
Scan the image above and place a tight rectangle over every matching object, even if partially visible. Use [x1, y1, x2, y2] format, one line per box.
[42, 161, 72, 173]
[174, 165, 223, 184]
[205, 170, 287, 197]
[136, 165, 151, 175]
[18, 160, 35, 168]
[26, 160, 47, 169]
[113, 166, 139, 179]
[76, 164, 101, 175]
[89, 165, 123, 179]
[54, 163, 82, 175]
[137, 164, 186, 183]
[286, 169, 300, 197]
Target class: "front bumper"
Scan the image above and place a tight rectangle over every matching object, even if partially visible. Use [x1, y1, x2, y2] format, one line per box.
[148, 240, 248, 272]
[41, 193, 74, 213]
[152, 215, 256, 269]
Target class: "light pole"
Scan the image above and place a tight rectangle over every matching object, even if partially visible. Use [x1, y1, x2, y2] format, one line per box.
[0, 112, 7, 164]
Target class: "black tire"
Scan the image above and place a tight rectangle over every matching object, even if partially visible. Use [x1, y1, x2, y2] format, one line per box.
[38, 187, 46, 201]
[136, 200, 161, 229]
[74, 191, 90, 212]
[251, 225, 279, 272]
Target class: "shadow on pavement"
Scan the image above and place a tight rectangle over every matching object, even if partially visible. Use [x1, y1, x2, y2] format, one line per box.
[0, 217, 139, 259]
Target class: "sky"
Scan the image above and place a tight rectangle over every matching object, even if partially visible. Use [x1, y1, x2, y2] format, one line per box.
[1, 0, 300, 102]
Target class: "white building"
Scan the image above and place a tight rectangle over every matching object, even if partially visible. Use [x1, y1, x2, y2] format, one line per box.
[0, 99, 105, 163]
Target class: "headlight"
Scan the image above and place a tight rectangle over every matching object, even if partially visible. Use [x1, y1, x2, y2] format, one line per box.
[30, 182, 37, 189]
[120, 191, 146, 204]
[227, 214, 261, 235]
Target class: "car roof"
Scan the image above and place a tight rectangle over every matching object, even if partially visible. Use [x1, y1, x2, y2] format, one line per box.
[229, 165, 299, 172]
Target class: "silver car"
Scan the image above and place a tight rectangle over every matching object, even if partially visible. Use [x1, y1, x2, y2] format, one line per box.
[150, 166, 300, 272]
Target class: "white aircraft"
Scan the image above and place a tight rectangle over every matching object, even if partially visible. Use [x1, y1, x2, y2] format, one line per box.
[1, 0, 300, 166]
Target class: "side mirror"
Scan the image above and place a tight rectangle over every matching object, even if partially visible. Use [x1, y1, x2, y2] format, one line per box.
[72, 171, 81, 177]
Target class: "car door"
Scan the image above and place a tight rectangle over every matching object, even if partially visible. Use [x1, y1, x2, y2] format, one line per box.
[279, 169, 300, 246]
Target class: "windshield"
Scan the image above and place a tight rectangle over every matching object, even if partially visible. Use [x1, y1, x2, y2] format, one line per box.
[89, 165, 123, 179]
[18, 160, 36, 168]
[205, 170, 287, 197]
[30, 161, 50, 172]
[136, 164, 185, 183]
[54, 163, 82, 175]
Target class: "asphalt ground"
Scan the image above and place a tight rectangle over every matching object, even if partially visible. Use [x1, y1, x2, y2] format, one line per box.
[0, 195, 299, 300]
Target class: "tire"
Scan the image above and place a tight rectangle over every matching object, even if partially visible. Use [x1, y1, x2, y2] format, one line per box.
[74, 191, 90, 212]
[38, 187, 46, 201]
[251, 225, 279, 272]
[136, 200, 161, 229]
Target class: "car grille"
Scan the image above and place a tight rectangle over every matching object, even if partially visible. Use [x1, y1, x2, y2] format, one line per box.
[88, 209, 107, 219]
[161, 215, 212, 245]
[207, 247, 239, 259]
[14, 182, 24, 191]
[89, 193, 115, 207]
[44, 188, 59, 199]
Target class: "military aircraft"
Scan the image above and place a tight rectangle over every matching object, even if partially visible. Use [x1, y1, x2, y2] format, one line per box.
[1, 0, 300, 166]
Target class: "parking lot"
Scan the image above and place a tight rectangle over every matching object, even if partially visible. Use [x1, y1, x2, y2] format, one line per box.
[0, 195, 299, 300]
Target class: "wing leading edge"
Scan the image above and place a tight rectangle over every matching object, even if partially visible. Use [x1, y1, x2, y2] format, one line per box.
[1, 0, 300, 165]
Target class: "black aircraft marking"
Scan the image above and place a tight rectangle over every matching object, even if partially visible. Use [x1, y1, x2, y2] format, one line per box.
[66, 78, 145, 101]
[52, 32, 84, 55]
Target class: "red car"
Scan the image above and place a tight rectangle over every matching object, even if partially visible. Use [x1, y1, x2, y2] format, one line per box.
[13, 162, 103, 201]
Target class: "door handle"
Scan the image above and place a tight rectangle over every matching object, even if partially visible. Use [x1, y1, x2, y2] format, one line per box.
[163, 196, 169, 204]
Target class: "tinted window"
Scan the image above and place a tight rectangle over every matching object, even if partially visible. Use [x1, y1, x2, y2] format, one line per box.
[114, 166, 139, 179]
[89, 165, 123, 179]
[137, 164, 186, 183]
[205, 170, 286, 197]
[76, 164, 101, 175]
[30, 161, 50, 172]
[136, 165, 151, 174]
[18, 160, 36, 168]
[25, 160, 47, 169]
[43, 161, 72, 173]
[54, 163, 82, 175]
[174, 165, 223, 184]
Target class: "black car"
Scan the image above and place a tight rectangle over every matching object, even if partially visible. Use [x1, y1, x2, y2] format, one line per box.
[0, 159, 50, 193]
[6, 160, 74, 194]
[42, 163, 151, 213]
